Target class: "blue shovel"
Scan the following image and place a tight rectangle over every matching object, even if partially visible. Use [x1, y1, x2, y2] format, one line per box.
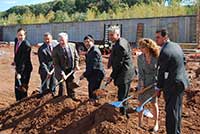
[131, 95, 155, 118]
[109, 95, 133, 108]
[133, 94, 155, 113]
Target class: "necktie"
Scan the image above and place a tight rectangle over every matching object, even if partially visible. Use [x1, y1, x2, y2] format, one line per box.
[63, 47, 72, 68]
[49, 45, 53, 53]
[15, 41, 20, 54]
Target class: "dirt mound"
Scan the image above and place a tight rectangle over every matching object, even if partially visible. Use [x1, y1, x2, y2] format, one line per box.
[0, 93, 133, 134]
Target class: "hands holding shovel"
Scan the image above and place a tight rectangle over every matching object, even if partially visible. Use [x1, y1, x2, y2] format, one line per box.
[39, 68, 55, 94]
[16, 73, 22, 86]
[16, 73, 28, 92]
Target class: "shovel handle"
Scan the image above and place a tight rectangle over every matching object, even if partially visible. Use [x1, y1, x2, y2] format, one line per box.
[136, 83, 155, 95]
[121, 95, 133, 104]
[141, 93, 157, 108]
[54, 70, 74, 89]
[42, 62, 54, 74]
[17, 78, 22, 86]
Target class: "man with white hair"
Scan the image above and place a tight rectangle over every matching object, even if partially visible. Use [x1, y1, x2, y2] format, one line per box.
[106, 26, 135, 116]
[52, 32, 80, 101]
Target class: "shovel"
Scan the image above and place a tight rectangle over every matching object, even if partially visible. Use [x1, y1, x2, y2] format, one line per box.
[52, 70, 74, 90]
[42, 62, 53, 74]
[110, 95, 133, 108]
[143, 109, 153, 118]
[39, 68, 55, 93]
[17, 77, 22, 87]
[99, 80, 109, 90]
[136, 83, 155, 95]
[15, 74, 22, 89]
[133, 94, 156, 113]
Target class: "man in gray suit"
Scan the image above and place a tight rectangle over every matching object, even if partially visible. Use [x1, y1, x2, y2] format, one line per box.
[155, 29, 189, 134]
[38, 32, 56, 96]
[107, 26, 135, 115]
[52, 32, 80, 100]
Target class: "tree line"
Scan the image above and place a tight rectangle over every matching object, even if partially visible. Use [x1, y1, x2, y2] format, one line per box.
[0, 0, 197, 25]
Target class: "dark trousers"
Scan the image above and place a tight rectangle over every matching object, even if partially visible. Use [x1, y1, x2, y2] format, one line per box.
[40, 72, 56, 93]
[58, 70, 75, 97]
[164, 82, 184, 134]
[117, 82, 131, 114]
[88, 75, 104, 99]
[15, 72, 31, 101]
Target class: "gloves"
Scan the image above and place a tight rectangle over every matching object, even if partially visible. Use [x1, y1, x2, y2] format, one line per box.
[16, 73, 21, 80]
[75, 66, 80, 71]
[48, 68, 55, 75]
[61, 71, 68, 80]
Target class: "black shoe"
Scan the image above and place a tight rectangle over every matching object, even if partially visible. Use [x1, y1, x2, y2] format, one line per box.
[120, 107, 125, 115]
[43, 89, 51, 95]
[37, 93, 44, 99]
[51, 91, 56, 97]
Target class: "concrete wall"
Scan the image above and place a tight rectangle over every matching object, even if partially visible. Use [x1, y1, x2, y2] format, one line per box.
[0, 15, 196, 44]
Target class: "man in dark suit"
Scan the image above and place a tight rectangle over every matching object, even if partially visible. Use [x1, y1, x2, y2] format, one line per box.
[80, 35, 105, 100]
[52, 32, 80, 100]
[155, 29, 189, 134]
[13, 28, 33, 101]
[106, 26, 135, 115]
[38, 32, 56, 96]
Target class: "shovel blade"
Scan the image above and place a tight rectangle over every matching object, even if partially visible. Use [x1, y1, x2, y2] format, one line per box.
[109, 96, 133, 108]
[110, 101, 123, 108]
[143, 109, 153, 118]
[135, 106, 143, 112]
[132, 107, 153, 118]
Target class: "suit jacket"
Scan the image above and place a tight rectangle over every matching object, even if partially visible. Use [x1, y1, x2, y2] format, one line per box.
[52, 43, 79, 80]
[110, 37, 135, 85]
[137, 54, 157, 88]
[38, 43, 53, 75]
[157, 41, 189, 93]
[14, 38, 33, 75]
[83, 45, 105, 80]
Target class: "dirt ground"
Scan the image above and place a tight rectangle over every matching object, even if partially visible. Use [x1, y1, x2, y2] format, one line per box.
[0, 45, 200, 134]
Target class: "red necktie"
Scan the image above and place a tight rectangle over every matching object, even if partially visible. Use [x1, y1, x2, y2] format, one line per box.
[15, 41, 20, 54]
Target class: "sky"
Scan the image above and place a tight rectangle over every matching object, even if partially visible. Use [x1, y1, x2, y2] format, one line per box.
[0, 0, 53, 11]
[0, 0, 197, 12]
[164, 0, 197, 6]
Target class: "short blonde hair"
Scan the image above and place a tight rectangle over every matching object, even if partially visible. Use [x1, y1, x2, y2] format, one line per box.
[138, 38, 160, 58]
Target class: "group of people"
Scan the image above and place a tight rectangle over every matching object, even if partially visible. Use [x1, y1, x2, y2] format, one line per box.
[13, 26, 189, 134]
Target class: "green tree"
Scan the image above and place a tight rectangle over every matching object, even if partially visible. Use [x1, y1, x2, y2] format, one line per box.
[46, 10, 55, 22]
[71, 12, 86, 21]
[54, 10, 71, 22]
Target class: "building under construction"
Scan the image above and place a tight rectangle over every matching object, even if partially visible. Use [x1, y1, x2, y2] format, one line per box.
[0, 14, 199, 51]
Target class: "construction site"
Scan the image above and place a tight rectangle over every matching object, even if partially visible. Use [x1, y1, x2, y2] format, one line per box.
[0, 7, 200, 134]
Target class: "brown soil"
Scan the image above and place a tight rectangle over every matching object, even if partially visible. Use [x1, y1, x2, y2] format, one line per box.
[0, 45, 200, 134]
